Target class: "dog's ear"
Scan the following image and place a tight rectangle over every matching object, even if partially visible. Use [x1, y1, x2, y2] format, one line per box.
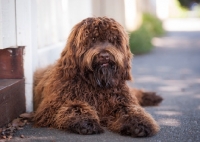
[122, 45, 133, 81]
[57, 22, 85, 80]
[117, 25, 133, 81]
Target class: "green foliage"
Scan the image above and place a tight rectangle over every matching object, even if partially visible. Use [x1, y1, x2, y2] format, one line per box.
[129, 25, 153, 55]
[142, 13, 165, 37]
[129, 13, 165, 55]
[196, 5, 200, 17]
[173, 0, 189, 18]
[178, 0, 200, 9]
[178, 0, 191, 8]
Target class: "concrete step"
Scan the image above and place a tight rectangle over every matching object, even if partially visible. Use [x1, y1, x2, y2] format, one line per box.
[0, 79, 25, 127]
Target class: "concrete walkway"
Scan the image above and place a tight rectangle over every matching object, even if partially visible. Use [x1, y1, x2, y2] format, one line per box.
[11, 19, 200, 142]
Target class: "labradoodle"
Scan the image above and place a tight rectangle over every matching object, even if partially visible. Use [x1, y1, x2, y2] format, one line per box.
[33, 17, 163, 137]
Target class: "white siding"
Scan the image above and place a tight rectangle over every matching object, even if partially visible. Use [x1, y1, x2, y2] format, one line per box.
[36, 0, 93, 69]
[16, 0, 38, 112]
[36, 0, 92, 49]
[92, 0, 125, 28]
[0, 0, 16, 49]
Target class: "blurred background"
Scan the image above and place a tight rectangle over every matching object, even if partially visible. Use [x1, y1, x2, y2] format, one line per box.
[34, 0, 200, 56]
[1, 1, 200, 140]
[0, 0, 200, 112]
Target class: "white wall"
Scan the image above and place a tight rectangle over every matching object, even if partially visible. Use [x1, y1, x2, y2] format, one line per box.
[92, 0, 126, 28]
[15, 0, 38, 112]
[124, 0, 139, 31]
[36, 0, 93, 68]
[0, 0, 16, 49]
[156, 0, 170, 20]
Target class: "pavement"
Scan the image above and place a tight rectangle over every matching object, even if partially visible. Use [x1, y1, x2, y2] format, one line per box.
[10, 19, 200, 142]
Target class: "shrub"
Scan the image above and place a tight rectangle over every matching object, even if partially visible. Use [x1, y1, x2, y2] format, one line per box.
[142, 13, 165, 37]
[129, 13, 165, 55]
[129, 25, 153, 55]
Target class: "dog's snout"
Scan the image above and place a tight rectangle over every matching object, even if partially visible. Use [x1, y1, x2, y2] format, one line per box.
[99, 52, 110, 60]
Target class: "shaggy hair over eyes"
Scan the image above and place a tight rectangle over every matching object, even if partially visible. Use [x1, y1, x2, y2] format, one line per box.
[33, 17, 163, 137]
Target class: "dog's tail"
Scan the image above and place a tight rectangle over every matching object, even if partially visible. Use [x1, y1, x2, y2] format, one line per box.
[130, 88, 163, 107]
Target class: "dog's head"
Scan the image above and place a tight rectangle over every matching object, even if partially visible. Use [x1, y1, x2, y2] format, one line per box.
[58, 17, 132, 88]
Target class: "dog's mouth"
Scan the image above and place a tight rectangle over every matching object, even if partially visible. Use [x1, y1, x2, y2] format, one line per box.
[93, 60, 115, 69]
[82, 46, 121, 88]
[100, 61, 109, 67]
[90, 60, 117, 88]
[101, 63, 108, 67]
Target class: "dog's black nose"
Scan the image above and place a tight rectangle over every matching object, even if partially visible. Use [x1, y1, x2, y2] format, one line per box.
[99, 52, 110, 61]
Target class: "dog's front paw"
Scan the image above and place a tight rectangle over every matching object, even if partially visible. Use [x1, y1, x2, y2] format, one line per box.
[69, 119, 104, 135]
[120, 123, 155, 137]
[117, 106, 160, 137]
[119, 115, 160, 137]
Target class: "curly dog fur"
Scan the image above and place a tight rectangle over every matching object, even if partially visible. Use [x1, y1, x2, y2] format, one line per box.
[33, 17, 163, 137]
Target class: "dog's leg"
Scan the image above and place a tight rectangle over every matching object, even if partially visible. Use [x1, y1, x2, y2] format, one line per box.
[131, 88, 163, 106]
[108, 104, 159, 137]
[54, 101, 104, 135]
[106, 92, 160, 137]
[34, 96, 62, 127]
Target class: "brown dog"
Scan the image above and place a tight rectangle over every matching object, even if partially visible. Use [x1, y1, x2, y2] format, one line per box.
[33, 17, 162, 137]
